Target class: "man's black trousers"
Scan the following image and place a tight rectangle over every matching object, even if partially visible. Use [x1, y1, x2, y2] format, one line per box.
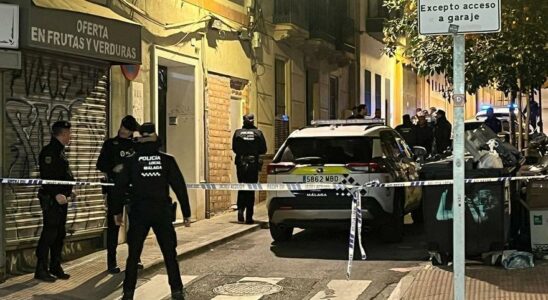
[124, 202, 182, 293]
[236, 162, 259, 220]
[36, 203, 67, 269]
[106, 209, 120, 268]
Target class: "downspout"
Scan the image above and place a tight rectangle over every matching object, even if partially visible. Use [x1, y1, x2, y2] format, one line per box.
[354, 0, 361, 109]
[539, 86, 543, 133]
[200, 29, 211, 219]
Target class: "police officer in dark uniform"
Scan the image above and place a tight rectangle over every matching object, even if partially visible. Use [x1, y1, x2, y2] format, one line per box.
[96, 115, 141, 274]
[232, 113, 267, 224]
[112, 123, 191, 300]
[35, 121, 74, 282]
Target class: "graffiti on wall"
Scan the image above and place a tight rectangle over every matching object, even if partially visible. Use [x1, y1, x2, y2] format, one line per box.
[4, 52, 108, 242]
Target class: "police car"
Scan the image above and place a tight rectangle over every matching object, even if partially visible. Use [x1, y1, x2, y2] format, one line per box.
[266, 119, 422, 242]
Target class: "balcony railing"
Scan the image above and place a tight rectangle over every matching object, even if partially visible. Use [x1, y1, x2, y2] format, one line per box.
[366, 0, 389, 40]
[273, 0, 309, 31]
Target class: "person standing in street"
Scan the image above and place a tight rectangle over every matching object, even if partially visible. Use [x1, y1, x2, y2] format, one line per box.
[395, 114, 417, 147]
[524, 97, 540, 130]
[35, 121, 74, 282]
[96, 115, 142, 274]
[433, 110, 452, 154]
[415, 115, 434, 154]
[232, 114, 267, 224]
[484, 107, 502, 133]
[112, 123, 191, 300]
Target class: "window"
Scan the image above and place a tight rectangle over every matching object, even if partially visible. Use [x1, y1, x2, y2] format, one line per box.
[380, 130, 403, 159]
[275, 59, 286, 116]
[375, 74, 382, 113]
[385, 78, 391, 123]
[277, 137, 374, 164]
[364, 70, 372, 115]
[306, 70, 319, 124]
[368, 0, 388, 18]
[329, 76, 339, 119]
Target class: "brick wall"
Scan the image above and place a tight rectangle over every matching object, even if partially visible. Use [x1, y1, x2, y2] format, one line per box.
[207, 74, 233, 212]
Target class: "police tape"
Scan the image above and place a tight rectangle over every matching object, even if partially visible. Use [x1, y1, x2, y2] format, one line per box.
[0, 178, 113, 186]
[347, 189, 367, 279]
[2, 175, 548, 190]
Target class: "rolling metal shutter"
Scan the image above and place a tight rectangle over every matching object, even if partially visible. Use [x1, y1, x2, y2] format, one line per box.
[3, 51, 108, 247]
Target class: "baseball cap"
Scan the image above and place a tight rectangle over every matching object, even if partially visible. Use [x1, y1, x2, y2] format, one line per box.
[121, 115, 139, 132]
[139, 122, 156, 136]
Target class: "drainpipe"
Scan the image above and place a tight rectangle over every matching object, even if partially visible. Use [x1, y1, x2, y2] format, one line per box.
[200, 29, 211, 219]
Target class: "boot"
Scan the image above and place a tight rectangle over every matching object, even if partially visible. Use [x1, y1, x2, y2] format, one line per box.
[171, 290, 185, 300]
[34, 261, 56, 282]
[237, 210, 245, 224]
[122, 290, 134, 300]
[50, 264, 70, 280]
[137, 259, 144, 270]
[107, 259, 121, 274]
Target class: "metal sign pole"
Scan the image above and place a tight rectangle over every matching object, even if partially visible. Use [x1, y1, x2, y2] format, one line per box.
[452, 32, 466, 300]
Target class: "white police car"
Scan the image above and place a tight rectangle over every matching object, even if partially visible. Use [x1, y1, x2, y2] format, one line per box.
[266, 119, 422, 242]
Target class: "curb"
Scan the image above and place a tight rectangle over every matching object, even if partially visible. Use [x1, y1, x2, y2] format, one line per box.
[136, 221, 268, 277]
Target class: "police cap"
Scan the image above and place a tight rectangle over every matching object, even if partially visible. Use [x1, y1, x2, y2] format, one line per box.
[121, 115, 139, 132]
[52, 120, 71, 131]
[243, 113, 255, 122]
[139, 122, 156, 136]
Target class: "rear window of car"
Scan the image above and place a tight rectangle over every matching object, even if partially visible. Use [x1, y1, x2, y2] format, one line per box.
[276, 137, 374, 164]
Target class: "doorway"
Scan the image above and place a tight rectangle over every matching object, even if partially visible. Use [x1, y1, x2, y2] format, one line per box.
[157, 56, 199, 222]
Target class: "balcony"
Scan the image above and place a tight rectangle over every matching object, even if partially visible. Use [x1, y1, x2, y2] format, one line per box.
[273, 0, 309, 42]
[366, 0, 389, 41]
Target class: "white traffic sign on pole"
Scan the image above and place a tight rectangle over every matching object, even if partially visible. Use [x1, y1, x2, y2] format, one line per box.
[417, 2, 502, 300]
[418, 0, 501, 35]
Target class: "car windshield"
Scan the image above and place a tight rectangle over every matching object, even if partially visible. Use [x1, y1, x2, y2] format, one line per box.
[276, 137, 373, 164]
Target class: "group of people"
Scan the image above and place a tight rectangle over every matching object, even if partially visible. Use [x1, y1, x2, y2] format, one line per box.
[395, 107, 452, 155]
[347, 104, 382, 120]
[34, 113, 266, 300]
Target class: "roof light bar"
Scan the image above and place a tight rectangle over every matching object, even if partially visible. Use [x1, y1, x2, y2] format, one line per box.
[311, 119, 385, 126]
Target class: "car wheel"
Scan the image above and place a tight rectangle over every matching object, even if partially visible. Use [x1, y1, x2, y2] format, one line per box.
[269, 222, 293, 242]
[380, 188, 404, 243]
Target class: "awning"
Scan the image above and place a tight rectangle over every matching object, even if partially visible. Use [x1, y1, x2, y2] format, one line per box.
[15, 0, 142, 64]
[32, 0, 138, 25]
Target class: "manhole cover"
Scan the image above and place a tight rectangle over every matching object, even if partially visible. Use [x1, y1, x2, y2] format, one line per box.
[213, 281, 283, 296]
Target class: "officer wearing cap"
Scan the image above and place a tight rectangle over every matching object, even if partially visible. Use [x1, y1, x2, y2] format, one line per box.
[112, 122, 191, 300]
[232, 113, 267, 224]
[35, 120, 74, 282]
[96, 115, 142, 274]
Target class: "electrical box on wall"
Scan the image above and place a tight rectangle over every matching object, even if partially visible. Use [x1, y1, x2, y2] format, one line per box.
[169, 116, 178, 125]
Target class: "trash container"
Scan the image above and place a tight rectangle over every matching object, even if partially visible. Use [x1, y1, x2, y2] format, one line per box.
[527, 180, 548, 255]
[420, 160, 511, 265]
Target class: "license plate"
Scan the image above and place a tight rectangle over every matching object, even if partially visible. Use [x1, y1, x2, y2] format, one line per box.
[303, 175, 340, 183]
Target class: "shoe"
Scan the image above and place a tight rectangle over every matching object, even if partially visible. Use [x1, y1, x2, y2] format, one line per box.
[137, 262, 144, 270]
[245, 219, 254, 225]
[122, 290, 134, 300]
[237, 210, 244, 223]
[171, 290, 185, 300]
[34, 270, 57, 282]
[50, 267, 70, 280]
[108, 266, 121, 274]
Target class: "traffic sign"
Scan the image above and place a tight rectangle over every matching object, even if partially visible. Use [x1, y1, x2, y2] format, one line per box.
[418, 0, 501, 35]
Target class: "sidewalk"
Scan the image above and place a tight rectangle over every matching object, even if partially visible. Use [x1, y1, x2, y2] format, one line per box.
[0, 204, 268, 300]
[400, 261, 548, 299]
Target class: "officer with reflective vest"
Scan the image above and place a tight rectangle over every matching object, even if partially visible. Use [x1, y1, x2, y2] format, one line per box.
[232, 113, 267, 224]
[96, 115, 141, 274]
[35, 121, 74, 282]
[112, 123, 191, 300]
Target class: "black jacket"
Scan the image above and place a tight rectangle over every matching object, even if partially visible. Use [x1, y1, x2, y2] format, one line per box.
[39, 137, 74, 197]
[395, 122, 417, 147]
[232, 125, 267, 165]
[415, 125, 434, 154]
[96, 135, 136, 180]
[434, 117, 452, 154]
[111, 140, 191, 218]
[484, 116, 502, 133]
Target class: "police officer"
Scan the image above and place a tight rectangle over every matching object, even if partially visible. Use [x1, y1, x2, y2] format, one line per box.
[35, 121, 74, 282]
[232, 113, 267, 224]
[96, 115, 141, 274]
[112, 123, 191, 300]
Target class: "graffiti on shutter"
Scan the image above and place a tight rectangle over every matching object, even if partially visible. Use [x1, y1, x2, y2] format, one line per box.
[3, 51, 108, 245]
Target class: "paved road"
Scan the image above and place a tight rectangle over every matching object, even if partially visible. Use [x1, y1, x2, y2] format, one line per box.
[108, 222, 429, 300]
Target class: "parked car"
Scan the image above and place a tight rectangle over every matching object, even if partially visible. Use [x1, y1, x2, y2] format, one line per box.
[475, 106, 533, 134]
[266, 119, 422, 243]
